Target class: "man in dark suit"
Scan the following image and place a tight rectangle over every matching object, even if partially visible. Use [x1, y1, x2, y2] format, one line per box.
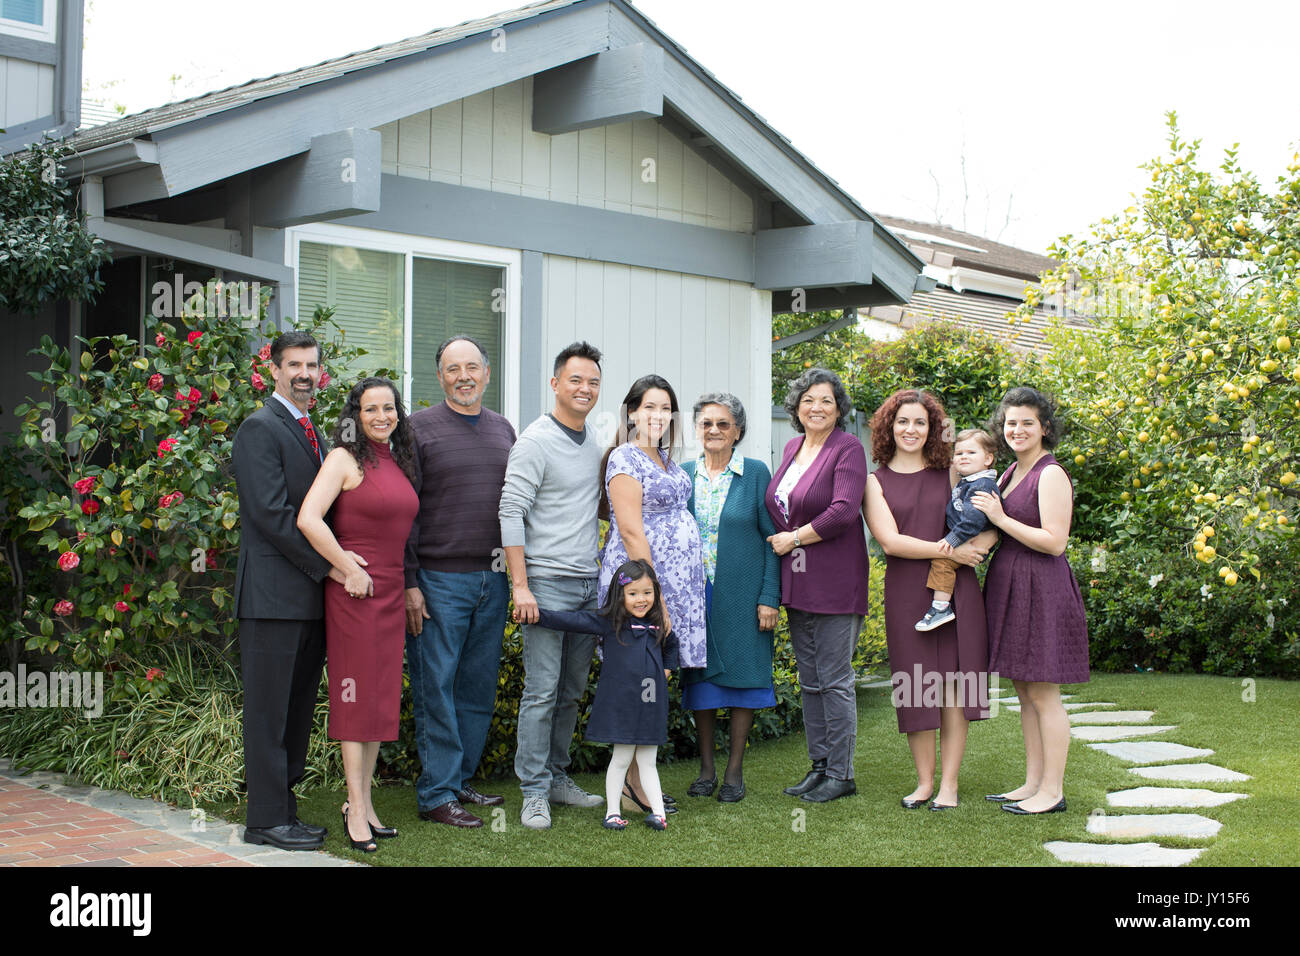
[232, 330, 358, 850]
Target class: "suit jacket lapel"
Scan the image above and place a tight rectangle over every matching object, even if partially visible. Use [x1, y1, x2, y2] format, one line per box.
[267, 398, 322, 467]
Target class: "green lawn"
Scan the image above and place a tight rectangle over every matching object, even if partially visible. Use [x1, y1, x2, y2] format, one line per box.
[282, 672, 1295, 866]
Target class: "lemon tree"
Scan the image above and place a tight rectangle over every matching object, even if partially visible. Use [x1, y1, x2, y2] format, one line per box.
[1033, 113, 1298, 585]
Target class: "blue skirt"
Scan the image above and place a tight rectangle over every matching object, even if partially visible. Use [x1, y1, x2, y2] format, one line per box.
[681, 579, 777, 711]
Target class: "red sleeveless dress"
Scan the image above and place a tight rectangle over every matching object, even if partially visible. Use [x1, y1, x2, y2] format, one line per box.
[325, 440, 419, 741]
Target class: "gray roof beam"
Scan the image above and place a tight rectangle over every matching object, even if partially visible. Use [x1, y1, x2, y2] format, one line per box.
[87, 217, 293, 284]
[250, 128, 382, 228]
[755, 221, 873, 291]
[532, 43, 664, 135]
[146, 3, 611, 199]
[102, 217, 242, 255]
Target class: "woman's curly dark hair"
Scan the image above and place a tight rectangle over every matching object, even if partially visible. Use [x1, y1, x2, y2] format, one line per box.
[991, 386, 1062, 455]
[331, 377, 416, 481]
[869, 389, 953, 469]
[783, 367, 853, 433]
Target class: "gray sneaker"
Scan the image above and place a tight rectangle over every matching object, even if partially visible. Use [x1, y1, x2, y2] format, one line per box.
[521, 794, 551, 829]
[549, 775, 603, 808]
[915, 604, 956, 632]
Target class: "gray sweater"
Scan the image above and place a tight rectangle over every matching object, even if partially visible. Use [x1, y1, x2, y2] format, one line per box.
[499, 415, 603, 579]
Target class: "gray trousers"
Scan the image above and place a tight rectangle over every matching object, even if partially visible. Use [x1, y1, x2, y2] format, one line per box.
[787, 609, 861, 780]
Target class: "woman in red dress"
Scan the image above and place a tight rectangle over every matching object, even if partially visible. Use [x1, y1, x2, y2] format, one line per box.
[298, 377, 419, 852]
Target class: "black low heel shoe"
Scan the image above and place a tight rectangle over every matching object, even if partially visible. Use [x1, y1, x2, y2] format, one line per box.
[341, 805, 378, 853]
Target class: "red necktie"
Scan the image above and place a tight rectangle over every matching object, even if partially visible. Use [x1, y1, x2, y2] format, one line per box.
[298, 416, 320, 460]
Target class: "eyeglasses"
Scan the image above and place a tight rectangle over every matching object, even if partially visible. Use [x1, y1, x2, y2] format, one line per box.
[697, 420, 734, 432]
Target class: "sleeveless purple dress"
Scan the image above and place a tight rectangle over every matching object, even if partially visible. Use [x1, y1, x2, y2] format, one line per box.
[983, 454, 1090, 684]
[875, 465, 990, 733]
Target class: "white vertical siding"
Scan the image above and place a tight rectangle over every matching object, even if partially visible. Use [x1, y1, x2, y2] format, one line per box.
[541, 255, 768, 459]
[377, 77, 755, 234]
[0, 57, 55, 129]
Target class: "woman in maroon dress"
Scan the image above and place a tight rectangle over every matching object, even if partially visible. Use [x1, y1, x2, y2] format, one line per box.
[974, 387, 1089, 815]
[863, 390, 994, 810]
[298, 377, 419, 851]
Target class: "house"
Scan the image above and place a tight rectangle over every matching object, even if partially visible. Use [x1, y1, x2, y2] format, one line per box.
[1, 0, 928, 459]
[0, 0, 81, 152]
[858, 214, 1085, 353]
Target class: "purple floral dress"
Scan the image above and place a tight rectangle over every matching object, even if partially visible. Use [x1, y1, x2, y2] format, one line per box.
[599, 443, 707, 669]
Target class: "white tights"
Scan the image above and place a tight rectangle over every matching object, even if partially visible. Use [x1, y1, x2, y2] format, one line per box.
[606, 744, 663, 819]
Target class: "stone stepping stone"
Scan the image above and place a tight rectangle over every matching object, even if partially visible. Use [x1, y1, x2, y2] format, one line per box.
[859, 679, 893, 689]
[1107, 787, 1248, 808]
[990, 694, 1075, 704]
[1071, 725, 1175, 741]
[1087, 741, 1214, 764]
[1086, 813, 1222, 839]
[1069, 710, 1155, 724]
[988, 686, 1013, 696]
[1005, 701, 1115, 713]
[1043, 841, 1205, 867]
[1128, 763, 1250, 783]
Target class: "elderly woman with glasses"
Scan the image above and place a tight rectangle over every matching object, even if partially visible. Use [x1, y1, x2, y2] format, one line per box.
[680, 393, 782, 803]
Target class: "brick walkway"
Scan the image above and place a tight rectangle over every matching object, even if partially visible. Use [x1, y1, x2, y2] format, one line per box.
[0, 759, 355, 868]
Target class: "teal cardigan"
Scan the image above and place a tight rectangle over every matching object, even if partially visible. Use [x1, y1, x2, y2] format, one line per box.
[683, 457, 783, 689]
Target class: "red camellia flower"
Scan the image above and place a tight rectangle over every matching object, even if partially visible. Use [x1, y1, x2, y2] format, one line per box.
[318, 371, 331, 388]
[73, 476, 95, 494]
[157, 437, 178, 458]
[187, 330, 202, 346]
[80, 499, 100, 516]
[114, 601, 130, 613]
[251, 372, 265, 391]
[155, 332, 167, 347]
[145, 667, 164, 682]
[76, 531, 88, 542]
[159, 492, 185, 508]
[53, 600, 74, 617]
[147, 373, 163, 392]
[123, 584, 131, 596]
[57, 551, 79, 571]
[258, 343, 272, 361]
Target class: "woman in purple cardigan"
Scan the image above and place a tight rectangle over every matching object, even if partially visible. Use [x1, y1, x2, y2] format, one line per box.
[764, 368, 869, 803]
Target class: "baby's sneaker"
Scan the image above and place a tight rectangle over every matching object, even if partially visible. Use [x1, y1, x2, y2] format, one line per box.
[915, 604, 955, 632]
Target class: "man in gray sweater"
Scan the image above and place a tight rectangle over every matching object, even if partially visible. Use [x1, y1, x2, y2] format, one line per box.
[499, 342, 605, 829]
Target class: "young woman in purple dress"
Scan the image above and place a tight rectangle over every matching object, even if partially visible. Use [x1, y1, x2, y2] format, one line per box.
[973, 387, 1089, 815]
[863, 390, 994, 811]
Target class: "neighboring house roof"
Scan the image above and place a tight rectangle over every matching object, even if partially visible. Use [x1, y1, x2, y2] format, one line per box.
[860, 216, 1087, 353]
[873, 213, 1057, 281]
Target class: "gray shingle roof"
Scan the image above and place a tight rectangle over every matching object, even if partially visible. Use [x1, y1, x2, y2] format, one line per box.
[873, 213, 1058, 281]
[863, 286, 1086, 355]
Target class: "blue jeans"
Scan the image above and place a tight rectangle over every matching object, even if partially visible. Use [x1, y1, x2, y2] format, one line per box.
[514, 575, 599, 797]
[408, 568, 509, 811]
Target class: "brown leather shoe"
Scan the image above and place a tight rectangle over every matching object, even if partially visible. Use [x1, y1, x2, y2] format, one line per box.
[457, 786, 505, 806]
[419, 800, 483, 828]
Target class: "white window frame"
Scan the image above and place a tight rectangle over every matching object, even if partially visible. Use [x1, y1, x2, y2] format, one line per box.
[0, 0, 56, 42]
[285, 222, 522, 430]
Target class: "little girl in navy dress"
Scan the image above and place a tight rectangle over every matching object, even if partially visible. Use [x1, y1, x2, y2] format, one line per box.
[536, 559, 678, 830]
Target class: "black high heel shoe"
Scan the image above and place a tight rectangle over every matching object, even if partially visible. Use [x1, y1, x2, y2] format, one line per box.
[622, 784, 678, 815]
[369, 822, 398, 840]
[341, 804, 378, 853]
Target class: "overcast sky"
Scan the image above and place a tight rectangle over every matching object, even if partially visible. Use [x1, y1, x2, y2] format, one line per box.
[82, 0, 1300, 255]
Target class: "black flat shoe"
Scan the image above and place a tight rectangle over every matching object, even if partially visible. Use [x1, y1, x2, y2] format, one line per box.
[1002, 797, 1067, 815]
[717, 782, 746, 803]
[984, 793, 1016, 803]
[900, 796, 930, 809]
[929, 800, 959, 811]
[687, 775, 717, 797]
[800, 776, 856, 803]
[783, 760, 827, 797]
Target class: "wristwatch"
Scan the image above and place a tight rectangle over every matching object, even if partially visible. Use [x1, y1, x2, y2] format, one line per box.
[793, 529, 801, 548]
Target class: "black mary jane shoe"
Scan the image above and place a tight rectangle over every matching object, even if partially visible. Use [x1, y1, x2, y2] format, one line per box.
[783, 760, 827, 797]
[1001, 797, 1067, 815]
[687, 775, 717, 797]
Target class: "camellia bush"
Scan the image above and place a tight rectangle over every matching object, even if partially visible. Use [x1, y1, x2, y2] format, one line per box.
[10, 283, 373, 689]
